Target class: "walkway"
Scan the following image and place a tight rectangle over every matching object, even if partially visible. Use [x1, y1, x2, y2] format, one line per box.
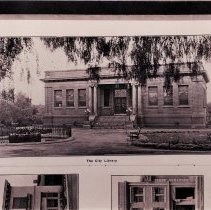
[0, 128, 210, 157]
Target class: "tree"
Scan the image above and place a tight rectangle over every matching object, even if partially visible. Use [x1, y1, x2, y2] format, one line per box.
[0, 99, 17, 125]
[42, 36, 211, 87]
[0, 92, 43, 126]
[14, 93, 37, 125]
[1, 88, 14, 102]
[0, 37, 32, 80]
[0, 36, 210, 87]
[15, 92, 31, 109]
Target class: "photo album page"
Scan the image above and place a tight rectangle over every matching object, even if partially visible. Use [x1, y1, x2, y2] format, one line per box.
[0, 16, 210, 210]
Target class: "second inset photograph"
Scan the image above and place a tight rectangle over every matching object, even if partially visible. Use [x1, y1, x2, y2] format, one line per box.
[112, 175, 204, 210]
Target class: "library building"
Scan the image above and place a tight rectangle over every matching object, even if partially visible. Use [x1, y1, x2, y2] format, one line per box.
[41, 62, 209, 128]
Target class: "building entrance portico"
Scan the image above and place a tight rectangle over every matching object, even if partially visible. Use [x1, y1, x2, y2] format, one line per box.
[97, 83, 132, 116]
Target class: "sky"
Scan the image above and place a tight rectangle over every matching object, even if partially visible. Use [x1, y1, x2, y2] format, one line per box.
[0, 37, 84, 105]
[1, 37, 211, 105]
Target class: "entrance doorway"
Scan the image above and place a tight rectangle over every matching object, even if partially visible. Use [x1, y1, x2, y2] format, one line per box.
[114, 97, 126, 114]
[114, 88, 127, 114]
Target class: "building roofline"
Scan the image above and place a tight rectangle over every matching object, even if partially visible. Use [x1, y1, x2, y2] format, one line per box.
[41, 62, 210, 83]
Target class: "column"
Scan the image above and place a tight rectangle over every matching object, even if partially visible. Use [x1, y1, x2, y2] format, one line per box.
[195, 176, 204, 210]
[132, 83, 137, 114]
[88, 85, 93, 113]
[118, 181, 128, 210]
[138, 85, 142, 115]
[93, 85, 98, 115]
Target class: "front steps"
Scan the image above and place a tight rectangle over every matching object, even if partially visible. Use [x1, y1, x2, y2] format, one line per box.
[83, 120, 91, 129]
[93, 115, 133, 129]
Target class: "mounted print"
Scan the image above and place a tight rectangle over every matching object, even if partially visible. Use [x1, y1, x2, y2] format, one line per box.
[112, 175, 204, 210]
[0, 35, 211, 156]
[1, 174, 79, 210]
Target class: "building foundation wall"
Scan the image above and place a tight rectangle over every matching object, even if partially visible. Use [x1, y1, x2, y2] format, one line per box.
[43, 115, 87, 126]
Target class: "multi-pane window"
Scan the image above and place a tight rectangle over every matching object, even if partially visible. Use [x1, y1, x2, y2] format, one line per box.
[47, 198, 58, 209]
[66, 89, 74, 107]
[178, 85, 189, 105]
[163, 86, 173, 105]
[41, 193, 59, 210]
[175, 187, 195, 199]
[12, 197, 27, 209]
[152, 187, 165, 202]
[130, 186, 144, 203]
[54, 90, 62, 107]
[104, 89, 110, 107]
[148, 86, 158, 106]
[78, 89, 86, 107]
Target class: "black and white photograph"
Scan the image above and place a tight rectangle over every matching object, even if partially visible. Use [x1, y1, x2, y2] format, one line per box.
[1, 35, 211, 156]
[112, 175, 204, 210]
[1, 173, 79, 210]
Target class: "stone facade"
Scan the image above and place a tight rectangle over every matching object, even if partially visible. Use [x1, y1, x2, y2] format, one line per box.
[41, 62, 209, 128]
[117, 175, 204, 210]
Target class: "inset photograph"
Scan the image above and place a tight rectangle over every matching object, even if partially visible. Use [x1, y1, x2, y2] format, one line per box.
[1, 174, 79, 210]
[1, 36, 211, 156]
[112, 175, 204, 210]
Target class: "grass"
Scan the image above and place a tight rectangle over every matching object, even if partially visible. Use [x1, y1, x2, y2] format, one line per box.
[132, 131, 211, 151]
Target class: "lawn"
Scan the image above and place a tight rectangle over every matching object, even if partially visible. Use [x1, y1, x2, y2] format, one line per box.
[132, 131, 211, 151]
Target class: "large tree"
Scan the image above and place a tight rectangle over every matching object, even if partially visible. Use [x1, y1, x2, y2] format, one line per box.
[0, 37, 32, 80]
[0, 36, 211, 86]
[0, 92, 42, 125]
[42, 36, 211, 86]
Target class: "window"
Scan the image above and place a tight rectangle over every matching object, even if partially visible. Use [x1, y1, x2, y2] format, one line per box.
[66, 89, 74, 107]
[152, 187, 165, 202]
[148, 87, 158, 106]
[104, 89, 110, 107]
[178, 85, 189, 105]
[163, 86, 173, 105]
[54, 90, 62, 107]
[47, 199, 58, 209]
[43, 175, 63, 186]
[175, 187, 195, 199]
[130, 186, 144, 203]
[12, 197, 27, 209]
[78, 89, 86, 107]
[114, 89, 127, 97]
[42, 193, 58, 197]
[41, 193, 59, 210]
